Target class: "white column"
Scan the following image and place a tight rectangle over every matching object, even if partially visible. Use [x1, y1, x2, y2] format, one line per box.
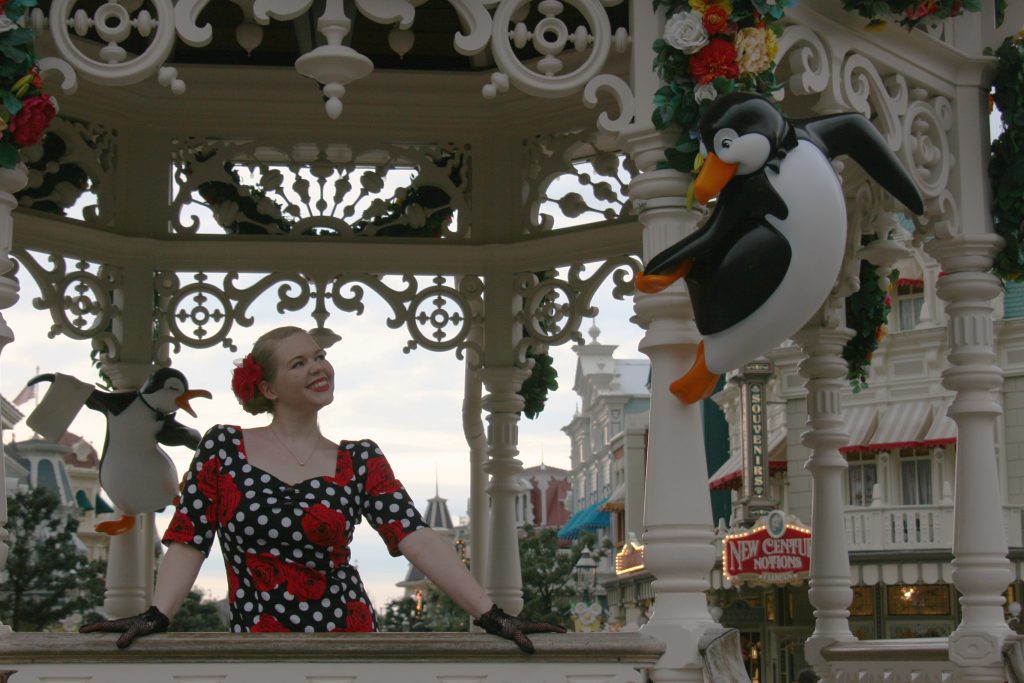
[480, 365, 531, 615]
[793, 318, 856, 682]
[625, 129, 716, 683]
[99, 360, 157, 618]
[927, 236, 1012, 683]
[0, 164, 28, 635]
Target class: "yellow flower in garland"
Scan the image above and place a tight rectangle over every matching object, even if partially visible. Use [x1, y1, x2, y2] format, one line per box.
[735, 26, 774, 75]
[688, 0, 733, 15]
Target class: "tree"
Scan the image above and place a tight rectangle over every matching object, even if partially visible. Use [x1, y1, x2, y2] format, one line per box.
[0, 488, 106, 631]
[378, 595, 430, 632]
[420, 584, 469, 631]
[168, 590, 227, 632]
[518, 526, 579, 628]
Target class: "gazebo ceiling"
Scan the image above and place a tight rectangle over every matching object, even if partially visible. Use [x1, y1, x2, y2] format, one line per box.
[34, 1, 630, 74]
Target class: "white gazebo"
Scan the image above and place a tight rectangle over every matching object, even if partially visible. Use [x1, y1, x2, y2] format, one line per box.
[0, 1, 1021, 682]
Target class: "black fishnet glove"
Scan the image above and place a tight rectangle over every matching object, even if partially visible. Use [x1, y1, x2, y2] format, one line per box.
[473, 604, 566, 654]
[79, 605, 170, 649]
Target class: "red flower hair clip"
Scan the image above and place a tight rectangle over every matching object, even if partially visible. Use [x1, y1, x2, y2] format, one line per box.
[231, 354, 264, 403]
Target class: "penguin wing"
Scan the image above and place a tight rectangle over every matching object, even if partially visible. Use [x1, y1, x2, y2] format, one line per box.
[797, 114, 924, 215]
[644, 173, 789, 275]
[27, 373, 56, 387]
[85, 390, 137, 417]
[157, 416, 202, 450]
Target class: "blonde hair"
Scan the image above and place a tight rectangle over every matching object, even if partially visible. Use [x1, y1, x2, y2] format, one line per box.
[239, 325, 308, 415]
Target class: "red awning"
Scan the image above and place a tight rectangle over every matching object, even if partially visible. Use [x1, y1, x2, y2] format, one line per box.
[709, 430, 787, 491]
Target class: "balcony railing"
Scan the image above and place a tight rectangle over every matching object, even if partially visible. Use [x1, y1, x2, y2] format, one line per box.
[0, 631, 664, 683]
[844, 504, 1024, 551]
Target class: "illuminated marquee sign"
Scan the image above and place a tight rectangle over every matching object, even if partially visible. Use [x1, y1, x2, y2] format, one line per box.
[723, 511, 811, 585]
[615, 539, 645, 575]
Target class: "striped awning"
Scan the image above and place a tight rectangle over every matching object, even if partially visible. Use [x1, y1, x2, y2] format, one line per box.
[708, 429, 787, 490]
[838, 405, 877, 453]
[923, 398, 957, 444]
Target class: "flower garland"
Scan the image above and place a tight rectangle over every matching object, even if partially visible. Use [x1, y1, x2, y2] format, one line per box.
[652, 0, 790, 176]
[843, 250, 897, 392]
[990, 31, 1024, 282]
[0, 0, 56, 169]
[840, 0, 992, 31]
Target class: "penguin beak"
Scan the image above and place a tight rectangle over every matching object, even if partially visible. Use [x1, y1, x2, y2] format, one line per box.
[175, 389, 212, 418]
[693, 153, 739, 205]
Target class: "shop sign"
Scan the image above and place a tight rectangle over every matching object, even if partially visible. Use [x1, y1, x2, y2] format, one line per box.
[723, 511, 811, 585]
[615, 539, 645, 575]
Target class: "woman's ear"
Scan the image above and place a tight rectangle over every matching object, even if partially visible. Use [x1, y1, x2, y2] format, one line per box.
[259, 380, 276, 402]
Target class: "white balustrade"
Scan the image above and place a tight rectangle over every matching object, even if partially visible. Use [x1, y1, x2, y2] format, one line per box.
[844, 505, 1024, 551]
[0, 632, 663, 683]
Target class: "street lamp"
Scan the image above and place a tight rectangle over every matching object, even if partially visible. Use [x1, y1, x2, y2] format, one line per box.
[571, 546, 604, 632]
[574, 546, 598, 604]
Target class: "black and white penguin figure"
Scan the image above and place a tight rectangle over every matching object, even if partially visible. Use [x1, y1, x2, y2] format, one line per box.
[27, 368, 211, 535]
[636, 92, 924, 404]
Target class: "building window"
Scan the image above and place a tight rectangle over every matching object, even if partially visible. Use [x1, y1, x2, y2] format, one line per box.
[900, 454, 932, 505]
[895, 279, 924, 332]
[846, 453, 877, 507]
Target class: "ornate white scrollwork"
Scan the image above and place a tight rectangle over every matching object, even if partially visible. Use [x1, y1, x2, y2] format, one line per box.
[15, 250, 120, 357]
[512, 255, 640, 364]
[16, 117, 115, 226]
[171, 139, 469, 238]
[154, 270, 483, 361]
[524, 128, 634, 233]
[45, 0, 179, 88]
[775, 25, 831, 99]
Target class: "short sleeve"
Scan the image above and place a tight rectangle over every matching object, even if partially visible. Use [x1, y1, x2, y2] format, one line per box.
[355, 440, 429, 557]
[161, 425, 226, 557]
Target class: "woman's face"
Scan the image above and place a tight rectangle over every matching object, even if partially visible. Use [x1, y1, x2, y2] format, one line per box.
[261, 332, 335, 411]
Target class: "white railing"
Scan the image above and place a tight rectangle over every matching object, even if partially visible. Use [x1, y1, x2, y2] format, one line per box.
[844, 504, 1024, 551]
[0, 631, 663, 683]
[821, 637, 956, 683]
[823, 634, 1024, 683]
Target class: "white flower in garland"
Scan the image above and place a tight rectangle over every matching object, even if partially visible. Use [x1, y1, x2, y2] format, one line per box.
[664, 11, 709, 55]
[0, 14, 17, 33]
[694, 82, 718, 103]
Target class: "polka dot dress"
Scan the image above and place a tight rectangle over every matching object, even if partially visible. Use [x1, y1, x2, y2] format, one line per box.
[162, 425, 428, 633]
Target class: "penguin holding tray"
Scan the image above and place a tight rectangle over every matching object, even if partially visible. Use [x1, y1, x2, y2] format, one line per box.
[636, 92, 925, 404]
[25, 369, 211, 535]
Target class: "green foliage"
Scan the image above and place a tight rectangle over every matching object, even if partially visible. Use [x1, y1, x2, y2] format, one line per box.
[0, 1, 53, 169]
[520, 348, 559, 420]
[517, 526, 577, 627]
[419, 584, 469, 632]
[843, 258, 896, 392]
[0, 488, 106, 631]
[378, 595, 430, 632]
[650, 0, 788, 174]
[991, 35, 1024, 281]
[840, 0, 982, 30]
[168, 590, 227, 632]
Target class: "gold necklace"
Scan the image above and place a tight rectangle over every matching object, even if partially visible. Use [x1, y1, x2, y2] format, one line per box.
[269, 426, 319, 467]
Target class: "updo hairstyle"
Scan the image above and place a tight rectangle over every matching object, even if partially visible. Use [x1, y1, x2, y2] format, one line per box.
[238, 325, 307, 415]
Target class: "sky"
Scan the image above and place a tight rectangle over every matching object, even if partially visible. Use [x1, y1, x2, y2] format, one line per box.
[0, 219, 645, 612]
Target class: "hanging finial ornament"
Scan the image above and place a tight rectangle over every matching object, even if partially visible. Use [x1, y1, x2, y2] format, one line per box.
[293, 0, 373, 120]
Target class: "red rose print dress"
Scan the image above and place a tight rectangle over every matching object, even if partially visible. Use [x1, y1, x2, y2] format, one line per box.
[161, 425, 428, 633]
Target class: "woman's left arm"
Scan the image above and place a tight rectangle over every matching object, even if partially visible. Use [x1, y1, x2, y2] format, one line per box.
[397, 527, 566, 653]
[397, 527, 491, 617]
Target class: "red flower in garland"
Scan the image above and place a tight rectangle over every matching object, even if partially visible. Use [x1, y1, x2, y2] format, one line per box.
[905, 0, 939, 19]
[8, 95, 56, 147]
[689, 38, 739, 85]
[231, 354, 263, 403]
[703, 5, 732, 35]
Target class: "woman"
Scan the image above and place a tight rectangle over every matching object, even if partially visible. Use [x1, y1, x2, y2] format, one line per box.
[81, 326, 564, 651]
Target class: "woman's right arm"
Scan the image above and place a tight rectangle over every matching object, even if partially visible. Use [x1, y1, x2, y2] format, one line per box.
[152, 542, 206, 619]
